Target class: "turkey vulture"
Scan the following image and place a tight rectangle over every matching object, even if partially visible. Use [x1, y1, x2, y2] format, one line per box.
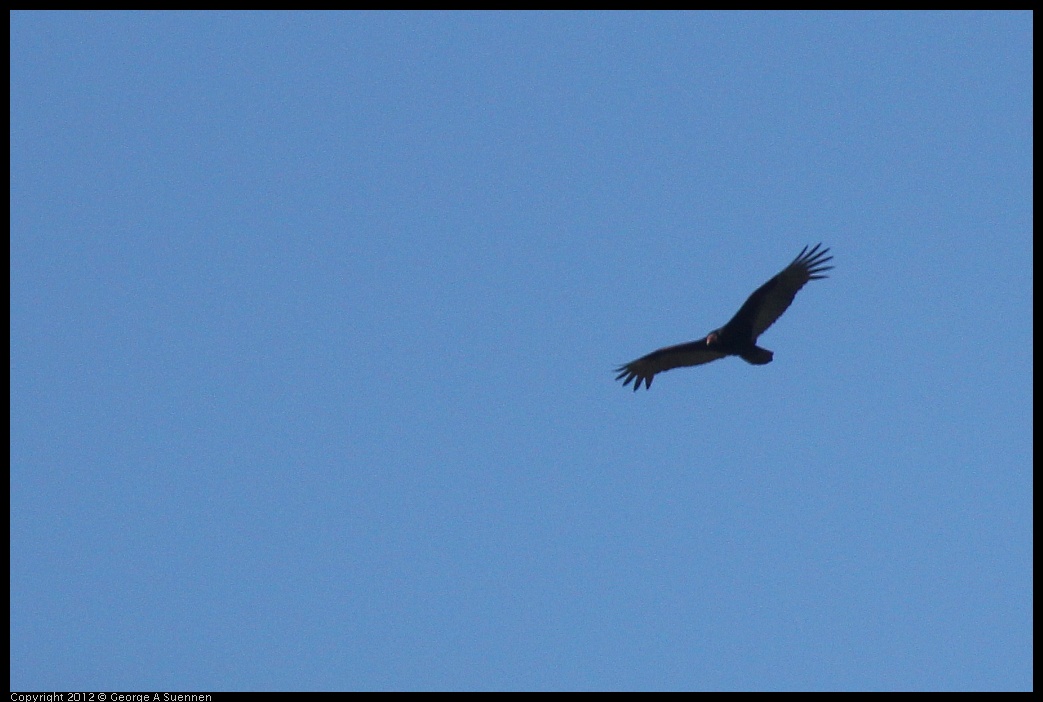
[615, 244, 833, 391]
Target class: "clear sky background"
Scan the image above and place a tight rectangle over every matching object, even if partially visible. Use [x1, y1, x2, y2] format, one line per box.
[10, 11, 1032, 692]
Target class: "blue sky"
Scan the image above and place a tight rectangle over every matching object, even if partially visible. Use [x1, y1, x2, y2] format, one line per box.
[10, 11, 1032, 691]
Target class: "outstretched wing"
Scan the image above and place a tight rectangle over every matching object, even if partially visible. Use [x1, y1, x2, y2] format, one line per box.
[615, 339, 727, 391]
[723, 243, 833, 340]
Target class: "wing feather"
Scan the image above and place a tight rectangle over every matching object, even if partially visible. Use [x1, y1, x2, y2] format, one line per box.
[615, 339, 727, 391]
[723, 243, 833, 340]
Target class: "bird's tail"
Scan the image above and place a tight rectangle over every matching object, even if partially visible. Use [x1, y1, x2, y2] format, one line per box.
[740, 346, 773, 365]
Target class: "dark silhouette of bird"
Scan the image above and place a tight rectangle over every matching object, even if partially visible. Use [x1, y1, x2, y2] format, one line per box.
[616, 244, 833, 391]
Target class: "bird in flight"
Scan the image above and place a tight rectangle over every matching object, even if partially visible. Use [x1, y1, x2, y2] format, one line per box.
[615, 244, 833, 391]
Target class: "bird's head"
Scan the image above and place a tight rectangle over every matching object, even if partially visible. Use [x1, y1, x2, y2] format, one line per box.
[706, 330, 720, 347]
